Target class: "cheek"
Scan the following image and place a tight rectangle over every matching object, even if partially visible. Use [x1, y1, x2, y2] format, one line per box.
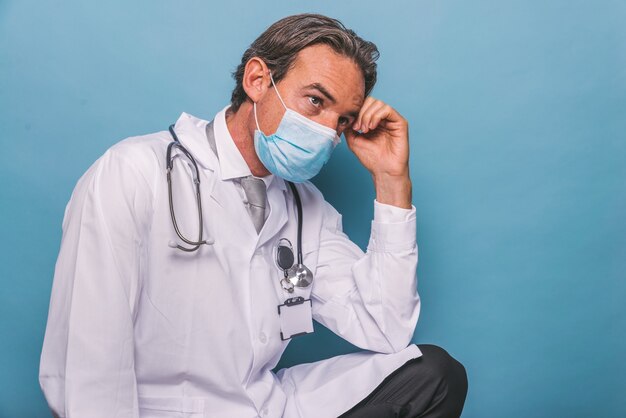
[316, 110, 345, 133]
[267, 111, 285, 134]
[293, 98, 314, 116]
[258, 99, 285, 134]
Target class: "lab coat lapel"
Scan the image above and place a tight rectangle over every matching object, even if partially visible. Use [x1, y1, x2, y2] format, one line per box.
[172, 113, 251, 238]
[171, 115, 225, 211]
[173, 111, 289, 247]
[206, 165, 259, 240]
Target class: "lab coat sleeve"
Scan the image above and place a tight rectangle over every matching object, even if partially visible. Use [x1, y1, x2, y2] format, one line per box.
[311, 199, 420, 354]
[39, 146, 153, 417]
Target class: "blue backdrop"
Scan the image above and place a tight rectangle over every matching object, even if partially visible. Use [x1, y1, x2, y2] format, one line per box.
[1, 1, 624, 417]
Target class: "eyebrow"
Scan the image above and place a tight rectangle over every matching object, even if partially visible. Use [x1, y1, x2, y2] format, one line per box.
[304, 83, 337, 104]
[304, 83, 360, 119]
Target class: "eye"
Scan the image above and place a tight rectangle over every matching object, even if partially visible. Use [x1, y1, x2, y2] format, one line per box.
[338, 116, 350, 126]
[308, 96, 323, 107]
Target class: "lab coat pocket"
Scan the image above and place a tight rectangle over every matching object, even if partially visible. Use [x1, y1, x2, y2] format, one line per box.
[138, 396, 205, 418]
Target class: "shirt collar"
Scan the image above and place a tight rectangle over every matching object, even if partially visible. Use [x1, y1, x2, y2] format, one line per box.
[212, 105, 283, 190]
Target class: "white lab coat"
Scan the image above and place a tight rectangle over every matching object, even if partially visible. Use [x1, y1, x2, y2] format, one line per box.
[40, 108, 421, 418]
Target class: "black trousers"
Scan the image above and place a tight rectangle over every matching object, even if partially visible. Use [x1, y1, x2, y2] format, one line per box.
[338, 345, 468, 418]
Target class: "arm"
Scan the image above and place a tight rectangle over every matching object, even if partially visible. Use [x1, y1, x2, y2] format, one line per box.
[311, 198, 419, 353]
[311, 98, 419, 352]
[346, 97, 412, 209]
[39, 146, 152, 417]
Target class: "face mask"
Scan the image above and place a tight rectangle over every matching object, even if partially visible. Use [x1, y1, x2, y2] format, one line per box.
[253, 73, 340, 183]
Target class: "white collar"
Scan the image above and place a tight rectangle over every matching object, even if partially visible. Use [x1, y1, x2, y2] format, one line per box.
[212, 106, 278, 190]
[173, 107, 281, 190]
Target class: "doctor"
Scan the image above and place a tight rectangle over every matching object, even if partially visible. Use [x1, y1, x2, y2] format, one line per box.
[40, 13, 467, 418]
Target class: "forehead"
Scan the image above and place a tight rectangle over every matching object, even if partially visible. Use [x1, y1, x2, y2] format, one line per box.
[285, 44, 365, 106]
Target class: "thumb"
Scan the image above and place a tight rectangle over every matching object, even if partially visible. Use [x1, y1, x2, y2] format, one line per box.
[343, 128, 360, 152]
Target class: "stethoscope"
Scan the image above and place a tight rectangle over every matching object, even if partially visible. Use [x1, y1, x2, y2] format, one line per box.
[165, 124, 313, 291]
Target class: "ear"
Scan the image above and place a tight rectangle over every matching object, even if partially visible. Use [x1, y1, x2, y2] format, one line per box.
[242, 57, 271, 104]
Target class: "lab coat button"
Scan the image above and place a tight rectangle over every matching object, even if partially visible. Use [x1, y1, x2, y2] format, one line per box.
[259, 332, 267, 344]
[261, 407, 269, 416]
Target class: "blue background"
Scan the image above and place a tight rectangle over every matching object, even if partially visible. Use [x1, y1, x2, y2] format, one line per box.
[1, 0, 625, 417]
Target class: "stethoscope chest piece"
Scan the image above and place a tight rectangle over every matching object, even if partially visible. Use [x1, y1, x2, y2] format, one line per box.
[276, 237, 313, 292]
[287, 263, 313, 288]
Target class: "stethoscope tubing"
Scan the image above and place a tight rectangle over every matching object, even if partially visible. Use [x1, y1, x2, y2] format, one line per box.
[286, 181, 304, 265]
[166, 125, 304, 264]
[167, 124, 210, 251]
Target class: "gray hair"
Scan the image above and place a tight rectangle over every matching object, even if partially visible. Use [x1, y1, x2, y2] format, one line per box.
[230, 13, 379, 112]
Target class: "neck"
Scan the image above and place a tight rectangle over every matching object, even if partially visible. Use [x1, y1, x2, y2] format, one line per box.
[225, 102, 271, 177]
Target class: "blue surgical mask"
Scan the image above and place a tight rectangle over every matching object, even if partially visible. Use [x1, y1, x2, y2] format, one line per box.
[253, 73, 340, 183]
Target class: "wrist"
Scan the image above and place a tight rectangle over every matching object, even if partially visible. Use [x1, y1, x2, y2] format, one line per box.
[372, 172, 412, 209]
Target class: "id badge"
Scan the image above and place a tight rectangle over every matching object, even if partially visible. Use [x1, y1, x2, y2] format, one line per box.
[277, 297, 314, 340]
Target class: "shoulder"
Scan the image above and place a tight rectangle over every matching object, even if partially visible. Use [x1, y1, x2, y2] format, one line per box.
[291, 180, 324, 203]
[290, 181, 344, 233]
[106, 129, 171, 175]
[289, 181, 333, 216]
[69, 129, 172, 211]
[85, 129, 170, 186]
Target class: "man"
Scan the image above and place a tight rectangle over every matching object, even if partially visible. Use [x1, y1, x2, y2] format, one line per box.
[40, 13, 467, 418]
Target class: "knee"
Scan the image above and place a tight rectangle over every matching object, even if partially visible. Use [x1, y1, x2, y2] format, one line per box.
[417, 344, 468, 395]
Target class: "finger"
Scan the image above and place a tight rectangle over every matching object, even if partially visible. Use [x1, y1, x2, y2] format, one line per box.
[344, 127, 377, 155]
[343, 127, 361, 152]
[354, 97, 377, 131]
[358, 100, 387, 133]
[344, 126, 356, 143]
[366, 104, 394, 132]
[355, 99, 382, 132]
